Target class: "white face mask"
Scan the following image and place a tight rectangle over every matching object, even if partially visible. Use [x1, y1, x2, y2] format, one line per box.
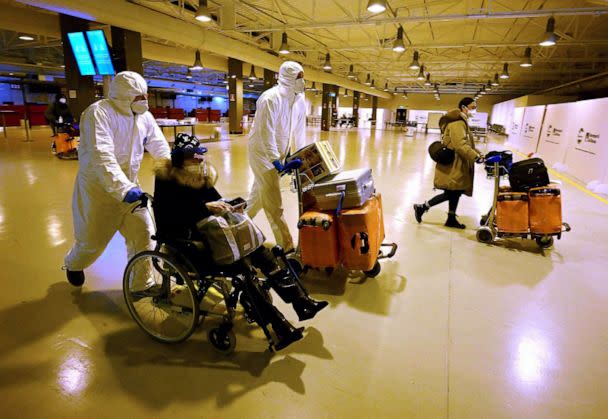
[131, 99, 149, 115]
[294, 78, 306, 94]
[59, 98, 67, 104]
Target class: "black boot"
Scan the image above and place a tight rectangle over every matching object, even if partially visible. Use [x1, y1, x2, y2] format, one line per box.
[445, 213, 466, 229]
[66, 269, 85, 286]
[273, 320, 305, 351]
[413, 203, 428, 224]
[268, 271, 300, 304]
[293, 298, 329, 322]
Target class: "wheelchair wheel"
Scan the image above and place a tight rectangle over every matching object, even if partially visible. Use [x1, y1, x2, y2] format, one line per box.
[208, 327, 236, 354]
[123, 251, 200, 344]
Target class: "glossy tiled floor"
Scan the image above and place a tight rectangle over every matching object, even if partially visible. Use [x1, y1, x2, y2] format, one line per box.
[1, 125, 607, 418]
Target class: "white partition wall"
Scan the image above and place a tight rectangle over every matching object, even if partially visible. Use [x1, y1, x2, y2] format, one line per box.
[562, 97, 608, 184]
[516, 105, 546, 153]
[490, 99, 515, 134]
[508, 106, 526, 146]
[536, 102, 577, 168]
[469, 112, 488, 128]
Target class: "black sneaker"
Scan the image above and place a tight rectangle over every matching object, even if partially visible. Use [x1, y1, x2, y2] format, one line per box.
[413, 204, 427, 224]
[445, 217, 466, 229]
[66, 270, 85, 287]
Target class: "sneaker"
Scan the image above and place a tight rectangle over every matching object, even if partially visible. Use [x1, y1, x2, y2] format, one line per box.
[66, 269, 85, 287]
[445, 217, 466, 229]
[413, 204, 427, 224]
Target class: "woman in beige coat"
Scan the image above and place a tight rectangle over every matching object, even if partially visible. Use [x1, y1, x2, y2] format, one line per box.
[414, 97, 483, 229]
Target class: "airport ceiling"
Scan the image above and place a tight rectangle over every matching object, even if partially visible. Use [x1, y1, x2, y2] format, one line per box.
[1, 0, 608, 97]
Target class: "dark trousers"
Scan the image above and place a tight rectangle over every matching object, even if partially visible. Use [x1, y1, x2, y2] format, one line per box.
[427, 190, 464, 214]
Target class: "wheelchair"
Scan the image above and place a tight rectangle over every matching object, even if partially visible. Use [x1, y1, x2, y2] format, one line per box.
[122, 194, 296, 354]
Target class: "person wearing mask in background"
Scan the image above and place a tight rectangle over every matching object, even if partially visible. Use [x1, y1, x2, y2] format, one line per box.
[413, 97, 484, 229]
[45, 93, 74, 136]
[64, 71, 170, 289]
[247, 61, 308, 252]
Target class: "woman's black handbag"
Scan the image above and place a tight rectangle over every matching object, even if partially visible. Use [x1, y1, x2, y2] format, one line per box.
[428, 141, 455, 165]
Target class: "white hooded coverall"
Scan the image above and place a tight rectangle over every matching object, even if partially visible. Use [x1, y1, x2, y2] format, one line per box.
[247, 61, 309, 250]
[64, 72, 170, 286]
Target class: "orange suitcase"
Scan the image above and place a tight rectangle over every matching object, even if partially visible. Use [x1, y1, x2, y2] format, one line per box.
[529, 184, 562, 234]
[298, 210, 340, 268]
[337, 194, 384, 271]
[496, 192, 529, 233]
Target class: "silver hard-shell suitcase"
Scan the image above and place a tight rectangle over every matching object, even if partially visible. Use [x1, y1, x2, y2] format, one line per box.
[310, 168, 375, 211]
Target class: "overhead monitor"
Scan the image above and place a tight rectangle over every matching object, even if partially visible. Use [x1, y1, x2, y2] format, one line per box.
[67, 32, 96, 76]
[86, 30, 115, 75]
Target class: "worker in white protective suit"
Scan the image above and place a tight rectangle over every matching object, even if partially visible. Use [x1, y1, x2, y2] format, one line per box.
[247, 61, 309, 251]
[64, 71, 170, 290]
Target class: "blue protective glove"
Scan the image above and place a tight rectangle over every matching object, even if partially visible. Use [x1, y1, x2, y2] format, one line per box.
[272, 160, 284, 172]
[123, 187, 144, 204]
[284, 159, 302, 171]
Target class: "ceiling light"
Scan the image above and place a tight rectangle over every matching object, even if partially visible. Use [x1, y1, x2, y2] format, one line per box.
[365, 73, 371, 85]
[222, 74, 229, 84]
[190, 50, 203, 71]
[248, 83, 255, 88]
[344, 89, 349, 97]
[540, 17, 557, 47]
[367, 0, 387, 14]
[195, 0, 212, 22]
[500, 63, 510, 79]
[383, 82, 389, 92]
[520, 47, 533, 67]
[249, 65, 257, 80]
[186, 69, 192, 79]
[311, 81, 317, 91]
[230, 74, 237, 79]
[492, 73, 500, 86]
[323, 53, 332, 71]
[347, 64, 356, 79]
[19, 35, 35, 41]
[279, 32, 290, 54]
[393, 27, 406, 53]
[417, 65, 425, 81]
[424, 73, 432, 86]
[409, 51, 420, 70]
[364, 94, 369, 101]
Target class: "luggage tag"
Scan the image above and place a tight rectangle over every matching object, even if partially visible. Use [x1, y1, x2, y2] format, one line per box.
[335, 184, 346, 217]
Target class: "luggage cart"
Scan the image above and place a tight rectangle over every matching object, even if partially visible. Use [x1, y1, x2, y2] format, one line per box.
[477, 154, 571, 248]
[281, 163, 397, 278]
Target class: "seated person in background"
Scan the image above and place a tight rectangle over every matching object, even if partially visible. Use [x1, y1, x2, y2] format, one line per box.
[153, 134, 328, 349]
[45, 93, 74, 136]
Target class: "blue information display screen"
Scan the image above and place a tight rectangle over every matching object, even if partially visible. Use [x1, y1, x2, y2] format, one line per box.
[86, 30, 115, 75]
[67, 32, 96, 76]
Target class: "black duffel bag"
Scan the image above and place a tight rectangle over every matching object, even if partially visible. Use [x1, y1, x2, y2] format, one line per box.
[428, 141, 455, 165]
[509, 157, 550, 191]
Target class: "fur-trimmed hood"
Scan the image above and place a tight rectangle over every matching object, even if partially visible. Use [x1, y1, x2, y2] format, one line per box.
[154, 158, 218, 189]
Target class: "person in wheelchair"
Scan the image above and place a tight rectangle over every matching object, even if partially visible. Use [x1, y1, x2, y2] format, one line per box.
[152, 134, 328, 350]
